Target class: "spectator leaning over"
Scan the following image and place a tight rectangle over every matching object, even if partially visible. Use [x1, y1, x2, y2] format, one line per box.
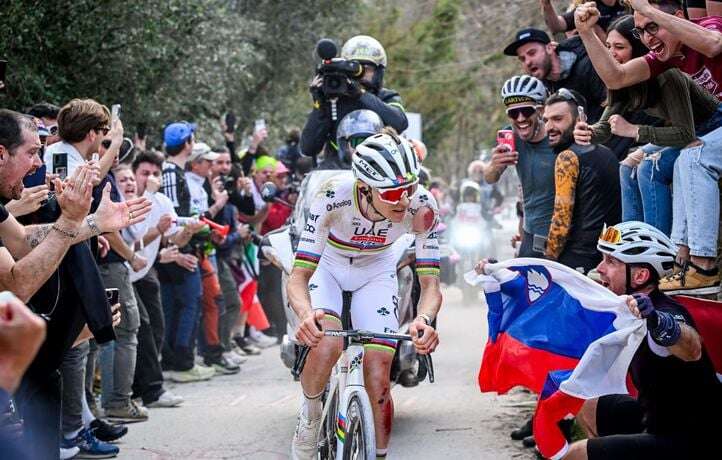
[504, 27, 607, 122]
[186, 142, 239, 375]
[574, 15, 722, 237]
[27, 102, 61, 146]
[158, 122, 215, 382]
[300, 35, 408, 168]
[562, 221, 722, 460]
[540, 0, 628, 40]
[485, 76, 557, 259]
[542, 89, 621, 273]
[576, 0, 722, 294]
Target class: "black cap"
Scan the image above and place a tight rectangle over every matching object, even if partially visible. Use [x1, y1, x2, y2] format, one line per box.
[503, 28, 551, 56]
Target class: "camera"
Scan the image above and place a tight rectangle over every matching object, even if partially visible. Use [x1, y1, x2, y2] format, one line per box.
[315, 39, 363, 98]
[219, 174, 236, 193]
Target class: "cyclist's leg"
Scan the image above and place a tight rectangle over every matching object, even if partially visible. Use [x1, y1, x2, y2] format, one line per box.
[349, 269, 399, 456]
[301, 264, 344, 402]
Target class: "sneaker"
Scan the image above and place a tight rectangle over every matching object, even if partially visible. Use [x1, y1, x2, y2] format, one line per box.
[60, 446, 80, 460]
[89, 419, 128, 442]
[659, 262, 720, 296]
[167, 364, 215, 383]
[291, 410, 321, 460]
[146, 390, 184, 408]
[61, 428, 119, 459]
[248, 327, 278, 349]
[205, 354, 241, 375]
[104, 400, 149, 424]
[234, 336, 262, 355]
[224, 350, 247, 365]
[522, 435, 536, 448]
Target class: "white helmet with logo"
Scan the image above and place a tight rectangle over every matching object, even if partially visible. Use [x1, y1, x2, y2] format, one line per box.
[597, 221, 677, 278]
[501, 75, 548, 106]
[352, 133, 420, 189]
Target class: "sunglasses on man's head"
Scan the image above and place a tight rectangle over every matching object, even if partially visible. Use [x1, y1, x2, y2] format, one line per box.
[557, 88, 581, 106]
[377, 183, 418, 205]
[506, 106, 537, 120]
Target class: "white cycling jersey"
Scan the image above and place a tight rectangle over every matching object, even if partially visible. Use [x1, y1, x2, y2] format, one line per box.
[293, 176, 441, 352]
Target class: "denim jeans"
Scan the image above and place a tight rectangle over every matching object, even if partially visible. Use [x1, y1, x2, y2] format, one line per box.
[672, 126, 722, 257]
[161, 267, 202, 371]
[60, 342, 89, 435]
[98, 262, 140, 409]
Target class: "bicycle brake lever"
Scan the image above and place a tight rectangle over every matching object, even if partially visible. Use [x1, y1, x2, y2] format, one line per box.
[415, 329, 435, 383]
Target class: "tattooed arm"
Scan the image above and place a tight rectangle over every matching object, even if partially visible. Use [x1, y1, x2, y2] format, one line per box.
[545, 150, 579, 260]
[0, 215, 82, 302]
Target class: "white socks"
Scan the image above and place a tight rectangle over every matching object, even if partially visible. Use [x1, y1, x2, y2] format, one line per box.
[302, 391, 323, 420]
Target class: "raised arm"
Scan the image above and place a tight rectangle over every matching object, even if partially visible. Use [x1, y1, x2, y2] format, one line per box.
[540, 0, 569, 33]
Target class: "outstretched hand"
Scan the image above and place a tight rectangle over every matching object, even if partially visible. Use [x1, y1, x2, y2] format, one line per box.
[94, 183, 152, 233]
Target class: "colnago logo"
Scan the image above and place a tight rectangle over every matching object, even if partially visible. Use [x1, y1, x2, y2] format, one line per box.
[527, 268, 550, 302]
[326, 200, 352, 212]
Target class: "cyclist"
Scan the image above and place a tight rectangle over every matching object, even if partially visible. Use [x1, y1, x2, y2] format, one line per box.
[562, 221, 722, 459]
[288, 133, 442, 460]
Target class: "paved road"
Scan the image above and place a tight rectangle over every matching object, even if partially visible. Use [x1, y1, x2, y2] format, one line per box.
[118, 217, 538, 459]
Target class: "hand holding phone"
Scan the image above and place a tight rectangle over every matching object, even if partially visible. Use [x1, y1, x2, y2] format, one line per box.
[111, 104, 121, 121]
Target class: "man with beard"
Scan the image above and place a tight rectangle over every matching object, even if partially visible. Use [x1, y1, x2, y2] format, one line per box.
[542, 89, 620, 274]
[504, 28, 607, 122]
[485, 75, 556, 259]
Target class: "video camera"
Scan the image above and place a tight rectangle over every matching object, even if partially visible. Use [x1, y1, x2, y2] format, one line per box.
[315, 39, 363, 98]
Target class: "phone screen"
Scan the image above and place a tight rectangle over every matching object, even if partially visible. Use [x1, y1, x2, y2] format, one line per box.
[254, 119, 266, 133]
[105, 288, 120, 306]
[24, 164, 47, 188]
[52, 153, 68, 180]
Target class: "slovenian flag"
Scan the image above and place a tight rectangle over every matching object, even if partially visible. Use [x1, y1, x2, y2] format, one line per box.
[469, 258, 646, 459]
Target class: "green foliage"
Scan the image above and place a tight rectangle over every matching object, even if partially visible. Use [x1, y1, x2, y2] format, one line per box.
[0, 0, 356, 147]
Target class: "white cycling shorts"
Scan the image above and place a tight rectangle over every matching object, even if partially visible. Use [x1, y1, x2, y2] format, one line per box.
[309, 250, 400, 354]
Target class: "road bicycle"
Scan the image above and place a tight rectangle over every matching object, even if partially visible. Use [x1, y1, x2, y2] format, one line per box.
[293, 329, 434, 459]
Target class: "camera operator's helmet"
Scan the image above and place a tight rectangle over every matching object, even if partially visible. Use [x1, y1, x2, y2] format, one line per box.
[341, 35, 387, 67]
[501, 75, 548, 106]
[597, 221, 677, 278]
[352, 133, 420, 189]
[337, 110, 383, 163]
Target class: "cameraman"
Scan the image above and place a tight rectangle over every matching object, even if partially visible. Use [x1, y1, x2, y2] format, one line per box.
[300, 35, 408, 169]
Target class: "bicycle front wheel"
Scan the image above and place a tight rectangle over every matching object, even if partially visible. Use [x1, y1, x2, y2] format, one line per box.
[341, 393, 376, 460]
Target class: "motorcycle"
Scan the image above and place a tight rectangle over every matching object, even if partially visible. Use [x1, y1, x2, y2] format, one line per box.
[260, 169, 430, 388]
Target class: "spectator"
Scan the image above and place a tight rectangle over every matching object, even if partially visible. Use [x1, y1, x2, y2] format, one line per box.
[186, 142, 239, 374]
[158, 122, 215, 383]
[542, 89, 620, 273]
[276, 126, 302, 175]
[504, 27, 607, 122]
[485, 76, 557, 258]
[236, 123, 270, 176]
[540, 0, 627, 39]
[574, 15, 722, 236]
[27, 102, 61, 146]
[576, 0, 722, 294]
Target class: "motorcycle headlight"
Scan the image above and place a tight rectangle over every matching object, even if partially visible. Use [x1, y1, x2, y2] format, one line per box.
[453, 225, 483, 249]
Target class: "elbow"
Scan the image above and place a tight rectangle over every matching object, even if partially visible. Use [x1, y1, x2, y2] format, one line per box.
[704, 39, 722, 58]
[681, 343, 703, 362]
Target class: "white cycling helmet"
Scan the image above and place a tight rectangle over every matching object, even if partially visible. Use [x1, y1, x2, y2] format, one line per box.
[597, 221, 677, 278]
[501, 75, 548, 106]
[352, 133, 420, 189]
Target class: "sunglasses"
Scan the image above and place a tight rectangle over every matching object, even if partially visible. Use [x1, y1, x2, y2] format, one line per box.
[348, 136, 367, 148]
[506, 106, 537, 120]
[377, 183, 417, 205]
[632, 22, 659, 40]
[95, 126, 110, 136]
[47, 125, 58, 136]
[599, 225, 622, 244]
[557, 88, 581, 106]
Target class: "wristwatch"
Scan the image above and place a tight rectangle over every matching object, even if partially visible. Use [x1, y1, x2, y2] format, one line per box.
[86, 214, 102, 236]
[417, 314, 432, 326]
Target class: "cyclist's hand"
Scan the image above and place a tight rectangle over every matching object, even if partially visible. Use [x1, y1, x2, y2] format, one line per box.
[409, 318, 439, 355]
[296, 309, 325, 348]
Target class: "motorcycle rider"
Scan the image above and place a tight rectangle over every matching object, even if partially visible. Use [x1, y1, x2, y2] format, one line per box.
[300, 35, 408, 169]
[335, 109, 384, 168]
[288, 133, 442, 459]
[563, 221, 721, 459]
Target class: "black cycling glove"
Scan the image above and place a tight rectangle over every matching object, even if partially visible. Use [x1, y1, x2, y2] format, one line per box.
[632, 293, 682, 347]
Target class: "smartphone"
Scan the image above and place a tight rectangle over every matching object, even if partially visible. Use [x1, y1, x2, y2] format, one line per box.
[105, 288, 120, 306]
[23, 164, 47, 188]
[254, 118, 266, 133]
[52, 152, 68, 180]
[578, 106, 587, 124]
[225, 112, 237, 133]
[496, 129, 516, 152]
[111, 104, 121, 121]
[0, 60, 6, 93]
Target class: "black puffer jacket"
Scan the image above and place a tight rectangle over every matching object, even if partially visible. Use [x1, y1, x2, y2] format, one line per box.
[300, 87, 408, 168]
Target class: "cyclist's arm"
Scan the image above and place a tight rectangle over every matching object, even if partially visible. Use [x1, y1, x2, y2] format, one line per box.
[578, 28, 651, 90]
[288, 266, 316, 321]
[669, 323, 703, 362]
[417, 275, 442, 321]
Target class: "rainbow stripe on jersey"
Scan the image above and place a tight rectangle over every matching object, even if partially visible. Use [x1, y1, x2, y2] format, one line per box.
[327, 232, 394, 253]
[293, 251, 321, 270]
[416, 258, 441, 277]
